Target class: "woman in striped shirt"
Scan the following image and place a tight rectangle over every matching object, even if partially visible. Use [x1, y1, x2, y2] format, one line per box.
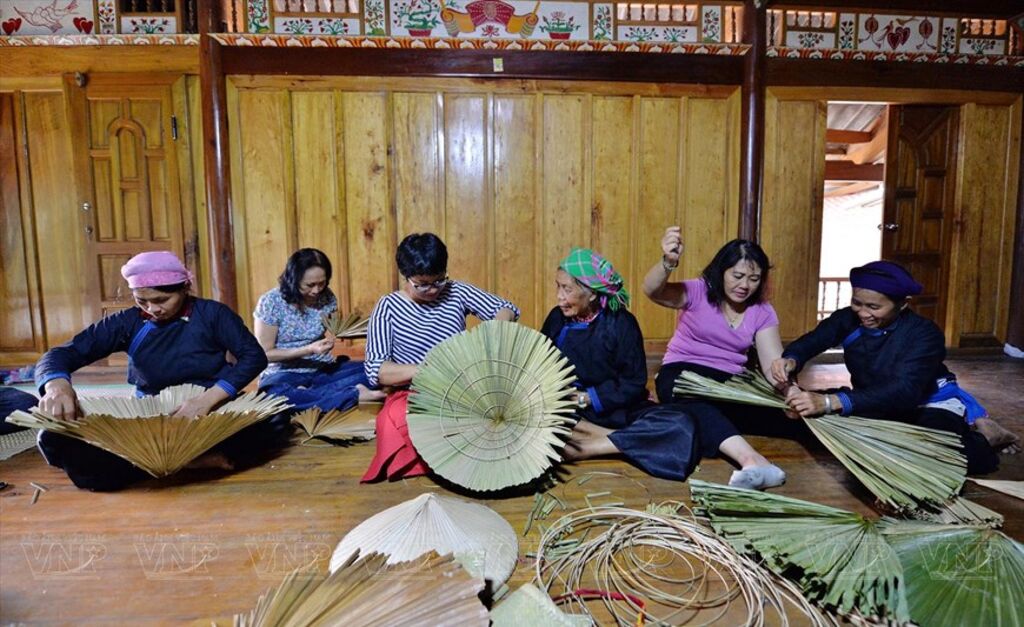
[361, 233, 519, 482]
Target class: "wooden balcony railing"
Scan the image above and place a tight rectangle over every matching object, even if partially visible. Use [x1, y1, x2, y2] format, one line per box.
[818, 276, 851, 320]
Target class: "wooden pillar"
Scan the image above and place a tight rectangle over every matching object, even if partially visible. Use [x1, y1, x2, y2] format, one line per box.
[1007, 98, 1024, 352]
[199, 0, 238, 310]
[739, 0, 766, 241]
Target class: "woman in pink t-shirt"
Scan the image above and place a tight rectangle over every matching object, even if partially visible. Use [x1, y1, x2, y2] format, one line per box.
[643, 228, 798, 490]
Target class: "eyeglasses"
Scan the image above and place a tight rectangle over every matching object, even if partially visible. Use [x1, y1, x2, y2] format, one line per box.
[407, 276, 449, 293]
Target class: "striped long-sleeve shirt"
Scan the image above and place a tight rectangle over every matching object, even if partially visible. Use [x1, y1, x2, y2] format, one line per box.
[363, 281, 520, 386]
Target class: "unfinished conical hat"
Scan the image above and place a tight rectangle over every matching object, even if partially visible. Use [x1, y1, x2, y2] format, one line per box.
[491, 584, 593, 627]
[329, 492, 518, 585]
[235, 550, 488, 627]
[6, 384, 290, 477]
[291, 407, 376, 445]
[407, 320, 577, 492]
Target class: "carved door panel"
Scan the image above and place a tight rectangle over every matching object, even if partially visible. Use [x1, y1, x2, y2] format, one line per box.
[68, 74, 191, 320]
[882, 105, 958, 327]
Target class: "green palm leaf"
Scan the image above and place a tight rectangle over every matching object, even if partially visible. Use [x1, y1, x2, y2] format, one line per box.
[674, 370, 967, 512]
[690, 480, 909, 622]
[407, 320, 577, 492]
[879, 520, 1024, 627]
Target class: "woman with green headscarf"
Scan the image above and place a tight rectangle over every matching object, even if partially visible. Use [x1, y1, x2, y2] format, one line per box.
[539, 247, 700, 481]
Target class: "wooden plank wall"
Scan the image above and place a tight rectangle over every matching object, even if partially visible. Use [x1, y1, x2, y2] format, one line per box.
[948, 98, 1022, 346]
[227, 77, 742, 345]
[760, 93, 827, 341]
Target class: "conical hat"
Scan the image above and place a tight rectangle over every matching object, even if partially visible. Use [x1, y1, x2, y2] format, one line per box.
[329, 493, 518, 585]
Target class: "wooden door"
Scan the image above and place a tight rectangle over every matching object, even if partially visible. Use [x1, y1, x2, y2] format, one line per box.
[67, 74, 191, 319]
[882, 105, 958, 327]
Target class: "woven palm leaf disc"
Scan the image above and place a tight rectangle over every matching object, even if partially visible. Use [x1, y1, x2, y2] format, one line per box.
[6, 384, 290, 477]
[290, 407, 375, 445]
[407, 320, 577, 492]
[321, 310, 369, 338]
[234, 550, 488, 627]
[491, 584, 593, 627]
[690, 480, 909, 622]
[328, 492, 518, 586]
[879, 520, 1024, 627]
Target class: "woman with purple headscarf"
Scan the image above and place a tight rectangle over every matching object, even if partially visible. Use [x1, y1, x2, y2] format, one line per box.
[773, 260, 1011, 474]
[31, 251, 276, 491]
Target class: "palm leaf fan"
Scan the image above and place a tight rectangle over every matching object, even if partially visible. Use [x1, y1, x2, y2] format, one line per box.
[879, 519, 1024, 627]
[689, 479, 908, 622]
[321, 310, 369, 339]
[6, 384, 290, 477]
[234, 550, 488, 627]
[290, 407, 375, 446]
[491, 584, 592, 627]
[328, 492, 518, 587]
[407, 320, 577, 492]
[675, 369, 967, 512]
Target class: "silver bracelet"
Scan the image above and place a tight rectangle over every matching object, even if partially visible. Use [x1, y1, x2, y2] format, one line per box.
[823, 394, 833, 414]
[661, 256, 678, 272]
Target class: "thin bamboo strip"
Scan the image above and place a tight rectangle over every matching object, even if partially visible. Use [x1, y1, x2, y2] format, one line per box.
[535, 502, 837, 627]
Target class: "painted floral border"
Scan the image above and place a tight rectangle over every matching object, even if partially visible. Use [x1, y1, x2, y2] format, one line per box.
[0, 34, 199, 46]
[768, 45, 1024, 66]
[209, 33, 751, 53]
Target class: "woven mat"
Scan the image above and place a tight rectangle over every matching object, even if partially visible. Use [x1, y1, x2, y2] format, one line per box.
[0, 428, 39, 461]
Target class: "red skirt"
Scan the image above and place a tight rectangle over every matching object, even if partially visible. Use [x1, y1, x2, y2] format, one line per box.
[361, 390, 430, 482]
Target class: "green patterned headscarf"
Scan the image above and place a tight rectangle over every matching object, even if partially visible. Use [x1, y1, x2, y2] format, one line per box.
[559, 247, 630, 311]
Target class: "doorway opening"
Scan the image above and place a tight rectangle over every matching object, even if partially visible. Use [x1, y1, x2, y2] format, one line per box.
[817, 102, 887, 320]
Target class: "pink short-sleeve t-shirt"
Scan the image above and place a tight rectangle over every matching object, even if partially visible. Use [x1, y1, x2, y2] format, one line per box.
[662, 279, 779, 374]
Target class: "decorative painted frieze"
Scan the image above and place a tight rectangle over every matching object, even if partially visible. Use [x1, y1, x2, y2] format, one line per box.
[0, 33, 199, 45]
[856, 14, 939, 52]
[1, 0, 94, 36]
[274, 17, 360, 35]
[122, 16, 176, 35]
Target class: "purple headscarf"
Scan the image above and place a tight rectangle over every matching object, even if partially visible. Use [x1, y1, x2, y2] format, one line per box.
[849, 261, 922, 299]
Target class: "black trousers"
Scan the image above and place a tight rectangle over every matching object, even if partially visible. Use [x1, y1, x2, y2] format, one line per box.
[37, 412, 294, 492]
[1, 386, 37, 435]
[655, 361, 998, 475]
[655, 362, 813, 459]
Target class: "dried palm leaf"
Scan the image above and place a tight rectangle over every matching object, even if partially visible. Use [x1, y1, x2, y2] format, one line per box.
[234, 550, 488, 627]
[689, 480, 908, 622]
[407, 320, 577, 492]
[329, 492, 518, 586]
[879, 519, 1024, 627]
[535, 501, 837, 627]
[290, 407, 375, 446]
[491, 584, 592, 627]
[912, 496, 1004, 528]
[674, 370, 966, 512]
[0, 427, 39, 461]
[968, 478, 1024, 501]
[321, 310, 369, 339]
[7, 384, 290, 477]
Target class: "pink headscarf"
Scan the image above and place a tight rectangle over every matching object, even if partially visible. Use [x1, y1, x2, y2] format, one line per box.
[121, 251, 193, 289]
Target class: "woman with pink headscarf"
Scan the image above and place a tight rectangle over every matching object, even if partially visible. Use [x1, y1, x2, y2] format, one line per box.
[32, 251, 273, 491]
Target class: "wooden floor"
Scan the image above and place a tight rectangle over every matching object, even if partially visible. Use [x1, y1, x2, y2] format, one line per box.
[1, 355, 1021, 625]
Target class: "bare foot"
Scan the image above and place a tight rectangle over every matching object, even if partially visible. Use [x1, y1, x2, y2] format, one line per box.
[572, 419, 613, 438]
[563, 436, 619, 461]
[357, 384, 387, 403]
[975, 417, 1022, 453]
[185, 452, 235, 471]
